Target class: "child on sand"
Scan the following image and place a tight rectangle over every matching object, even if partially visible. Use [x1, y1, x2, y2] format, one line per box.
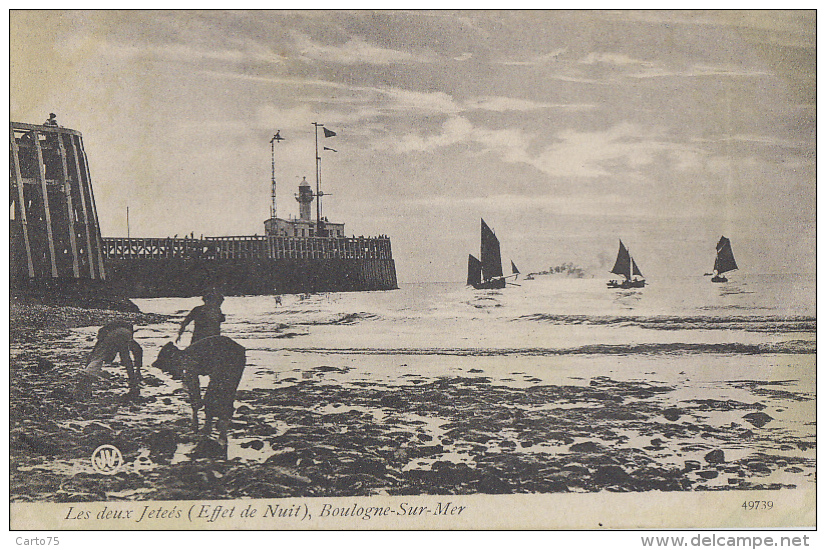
[176, 288, 226, 346]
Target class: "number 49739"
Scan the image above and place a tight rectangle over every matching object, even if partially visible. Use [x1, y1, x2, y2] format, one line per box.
[742, 501, 773, 510]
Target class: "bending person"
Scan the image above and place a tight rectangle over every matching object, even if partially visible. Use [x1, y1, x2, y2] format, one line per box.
[76, 321, 143, 400]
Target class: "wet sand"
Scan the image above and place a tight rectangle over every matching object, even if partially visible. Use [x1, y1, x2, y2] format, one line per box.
[10, 305, 815, 502]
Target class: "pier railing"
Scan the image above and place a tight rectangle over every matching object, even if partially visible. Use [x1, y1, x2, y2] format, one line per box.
[102, 235, 393, 261]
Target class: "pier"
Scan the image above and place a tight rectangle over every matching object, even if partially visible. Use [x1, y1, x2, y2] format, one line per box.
[102, 235, 398, 297]
[10, 121, 107, 284]
[11, 118, 399, 299]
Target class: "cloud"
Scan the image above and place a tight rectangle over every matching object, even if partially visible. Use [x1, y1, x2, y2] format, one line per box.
[532, 123, 691, 177]
[606, 10, 814, 49]
[393, 117, 474, 153]
[292, 33, 436, 65]
[463, 96, 595, 112]
[385, 117, 700, 180]
[494, 47, 568, 66]
[628, 63, 771, 79]
[579, 52, 653, 67]
[101, 41, 284, 67]
[360, 191, 703, 221]
[382, 88, 461, 114]
[695, 134, 808, 149]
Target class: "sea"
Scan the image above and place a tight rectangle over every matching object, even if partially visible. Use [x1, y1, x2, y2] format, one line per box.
[134, 273, 815, 382]
[129, 273, 816, 479]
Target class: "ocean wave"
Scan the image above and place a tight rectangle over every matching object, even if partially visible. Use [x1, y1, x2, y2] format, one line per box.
[516, 313, 816, 332]
[290, 340, 816, 357]
[295, 312, 380, 326]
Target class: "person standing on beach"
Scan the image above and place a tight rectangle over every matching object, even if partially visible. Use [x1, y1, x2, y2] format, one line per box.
[176, 288, 226, 346]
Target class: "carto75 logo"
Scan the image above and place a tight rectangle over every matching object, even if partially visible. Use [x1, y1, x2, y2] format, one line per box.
[91, 444, 123, 474]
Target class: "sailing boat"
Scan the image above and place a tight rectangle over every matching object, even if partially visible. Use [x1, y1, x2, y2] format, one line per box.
[511, 260, 520, 279]
[467, 219, 518, 289]
[607, 239, 646, 289]
[710, 236, 738, 283]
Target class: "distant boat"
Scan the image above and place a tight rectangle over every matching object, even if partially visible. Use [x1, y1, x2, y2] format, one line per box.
[467, 219, 518, 289]
[711, 236, 738, 283]
[607, 239, 646, 289]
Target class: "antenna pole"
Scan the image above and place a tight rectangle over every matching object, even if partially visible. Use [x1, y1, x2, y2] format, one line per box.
[271, 136, 276, 219]
[126, 206, 130, 239]
[269, 131, 284, 219]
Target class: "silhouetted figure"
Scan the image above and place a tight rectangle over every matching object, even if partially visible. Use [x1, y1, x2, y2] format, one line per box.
[75, 321, 143, 400]
[153, 337, 246, 446]
[177, 288, 225, 345]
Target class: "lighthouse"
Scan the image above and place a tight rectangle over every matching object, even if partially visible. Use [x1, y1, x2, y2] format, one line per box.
[264, 177, 345, 238]
[295, 176, 314, 221]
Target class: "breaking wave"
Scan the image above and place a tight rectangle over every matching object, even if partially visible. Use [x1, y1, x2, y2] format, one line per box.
[295, 312, 381, 326]
[290, 339, 816, 357]
[516, 313, 816, 333]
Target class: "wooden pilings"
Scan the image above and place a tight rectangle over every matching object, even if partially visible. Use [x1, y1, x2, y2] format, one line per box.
[10, 121, 106, 284]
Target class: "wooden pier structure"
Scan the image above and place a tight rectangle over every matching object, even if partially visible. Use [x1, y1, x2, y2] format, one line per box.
[10, 120, 107, 290]
[102, 235, 398, 297]
[11, 118, 398, 300]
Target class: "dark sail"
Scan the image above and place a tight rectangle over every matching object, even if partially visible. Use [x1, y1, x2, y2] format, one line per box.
[511, 260, 520, 275]
[610, 240, 632, 280]
[467, 255, 482, 287]
[480, 219, 503, 282]
[714, 236, 738, 275]
[632, 258, 643, 277]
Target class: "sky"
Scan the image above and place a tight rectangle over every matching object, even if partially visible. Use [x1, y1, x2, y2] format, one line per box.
[9, 10, 816, 283]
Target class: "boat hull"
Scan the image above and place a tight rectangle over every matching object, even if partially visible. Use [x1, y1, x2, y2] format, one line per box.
[471, 278, 507, 290]
[607, 279, 646, 289]
[711, 275, 728, 283]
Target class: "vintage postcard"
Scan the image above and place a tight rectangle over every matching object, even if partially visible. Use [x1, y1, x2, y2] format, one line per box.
[9, 10, 815, 532]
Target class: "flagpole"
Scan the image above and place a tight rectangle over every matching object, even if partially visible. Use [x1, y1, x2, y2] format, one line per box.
[269, 131, 284, 220]
[313, 122, 321, 235]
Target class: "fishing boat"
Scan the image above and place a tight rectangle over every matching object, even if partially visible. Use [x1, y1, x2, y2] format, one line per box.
[607, 239, 646, 289]
[467, 219, 518, 289]
[710, 236, 738, 283]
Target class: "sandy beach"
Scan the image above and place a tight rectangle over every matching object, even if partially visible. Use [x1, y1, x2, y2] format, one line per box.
[10, 295, 815, 503]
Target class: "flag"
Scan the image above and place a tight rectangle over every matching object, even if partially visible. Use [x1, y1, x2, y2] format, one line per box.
[323, 127, 337, 138]
[323, 147, 337, 152]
